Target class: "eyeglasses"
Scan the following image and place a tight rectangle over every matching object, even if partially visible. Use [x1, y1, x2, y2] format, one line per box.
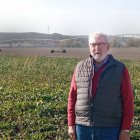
[90, 42, 108, 47]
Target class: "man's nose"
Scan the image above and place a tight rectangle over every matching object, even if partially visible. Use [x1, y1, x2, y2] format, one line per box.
[94, 44, 101, 50]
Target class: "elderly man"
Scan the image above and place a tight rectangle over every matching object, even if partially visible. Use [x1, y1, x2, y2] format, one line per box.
[67, 32, 134, 140]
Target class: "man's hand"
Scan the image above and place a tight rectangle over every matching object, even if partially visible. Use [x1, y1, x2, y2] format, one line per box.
[68, 126, 76, 140]
[119, 130, 130, 140]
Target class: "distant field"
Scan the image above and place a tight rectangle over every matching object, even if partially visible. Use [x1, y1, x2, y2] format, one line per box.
[0, 47, 140, 60]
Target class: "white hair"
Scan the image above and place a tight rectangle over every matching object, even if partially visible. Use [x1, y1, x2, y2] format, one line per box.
[88, 32, 109, 44]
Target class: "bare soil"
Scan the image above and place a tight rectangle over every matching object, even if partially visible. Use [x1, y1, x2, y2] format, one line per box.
[0, 47, 140, 60]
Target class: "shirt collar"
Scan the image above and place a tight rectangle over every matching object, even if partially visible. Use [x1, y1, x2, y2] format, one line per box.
[94, 55, 109, 72]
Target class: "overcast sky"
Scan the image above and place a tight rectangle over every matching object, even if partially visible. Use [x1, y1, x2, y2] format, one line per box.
[0, 0, 140, 35]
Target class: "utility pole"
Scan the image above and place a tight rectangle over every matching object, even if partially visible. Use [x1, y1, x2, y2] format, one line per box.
[48, 25, 49, 34]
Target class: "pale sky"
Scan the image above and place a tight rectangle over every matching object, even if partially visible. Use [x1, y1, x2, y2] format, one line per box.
[0, 0, 140, 35]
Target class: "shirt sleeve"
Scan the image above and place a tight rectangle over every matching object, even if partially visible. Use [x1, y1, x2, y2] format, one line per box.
[67, 69, 77, 126]
[121, 67, 134, 130]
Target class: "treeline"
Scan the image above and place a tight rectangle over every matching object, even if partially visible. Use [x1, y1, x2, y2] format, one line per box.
[0, 38, 88, 48]
[0, 34, 140, 48]
[110, 38, 140, 48]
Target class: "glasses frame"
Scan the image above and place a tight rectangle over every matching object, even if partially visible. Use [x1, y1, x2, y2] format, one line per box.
[90, 42, 109, 47]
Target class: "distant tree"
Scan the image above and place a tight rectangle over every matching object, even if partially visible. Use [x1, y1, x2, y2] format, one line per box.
[72, 42, 81, 48]
[110, 39, 117, 47]
[126, 38, 140, 47]
[63, 40, 73, 48]
[9, 43, 13, 47]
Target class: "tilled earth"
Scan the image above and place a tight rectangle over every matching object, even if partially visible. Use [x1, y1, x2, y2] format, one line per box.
[0, 47, 140, 60]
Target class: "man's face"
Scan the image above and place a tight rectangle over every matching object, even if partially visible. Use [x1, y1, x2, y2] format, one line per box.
[89, 35, 109, 63]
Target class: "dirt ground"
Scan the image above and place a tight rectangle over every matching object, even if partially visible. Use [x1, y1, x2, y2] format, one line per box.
[0, 47, 140, 60]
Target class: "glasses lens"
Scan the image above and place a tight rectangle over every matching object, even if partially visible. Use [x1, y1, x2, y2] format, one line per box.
[90, 42, 107, 47]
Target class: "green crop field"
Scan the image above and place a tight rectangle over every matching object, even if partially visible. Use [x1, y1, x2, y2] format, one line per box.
[0, 56, 140, 140]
